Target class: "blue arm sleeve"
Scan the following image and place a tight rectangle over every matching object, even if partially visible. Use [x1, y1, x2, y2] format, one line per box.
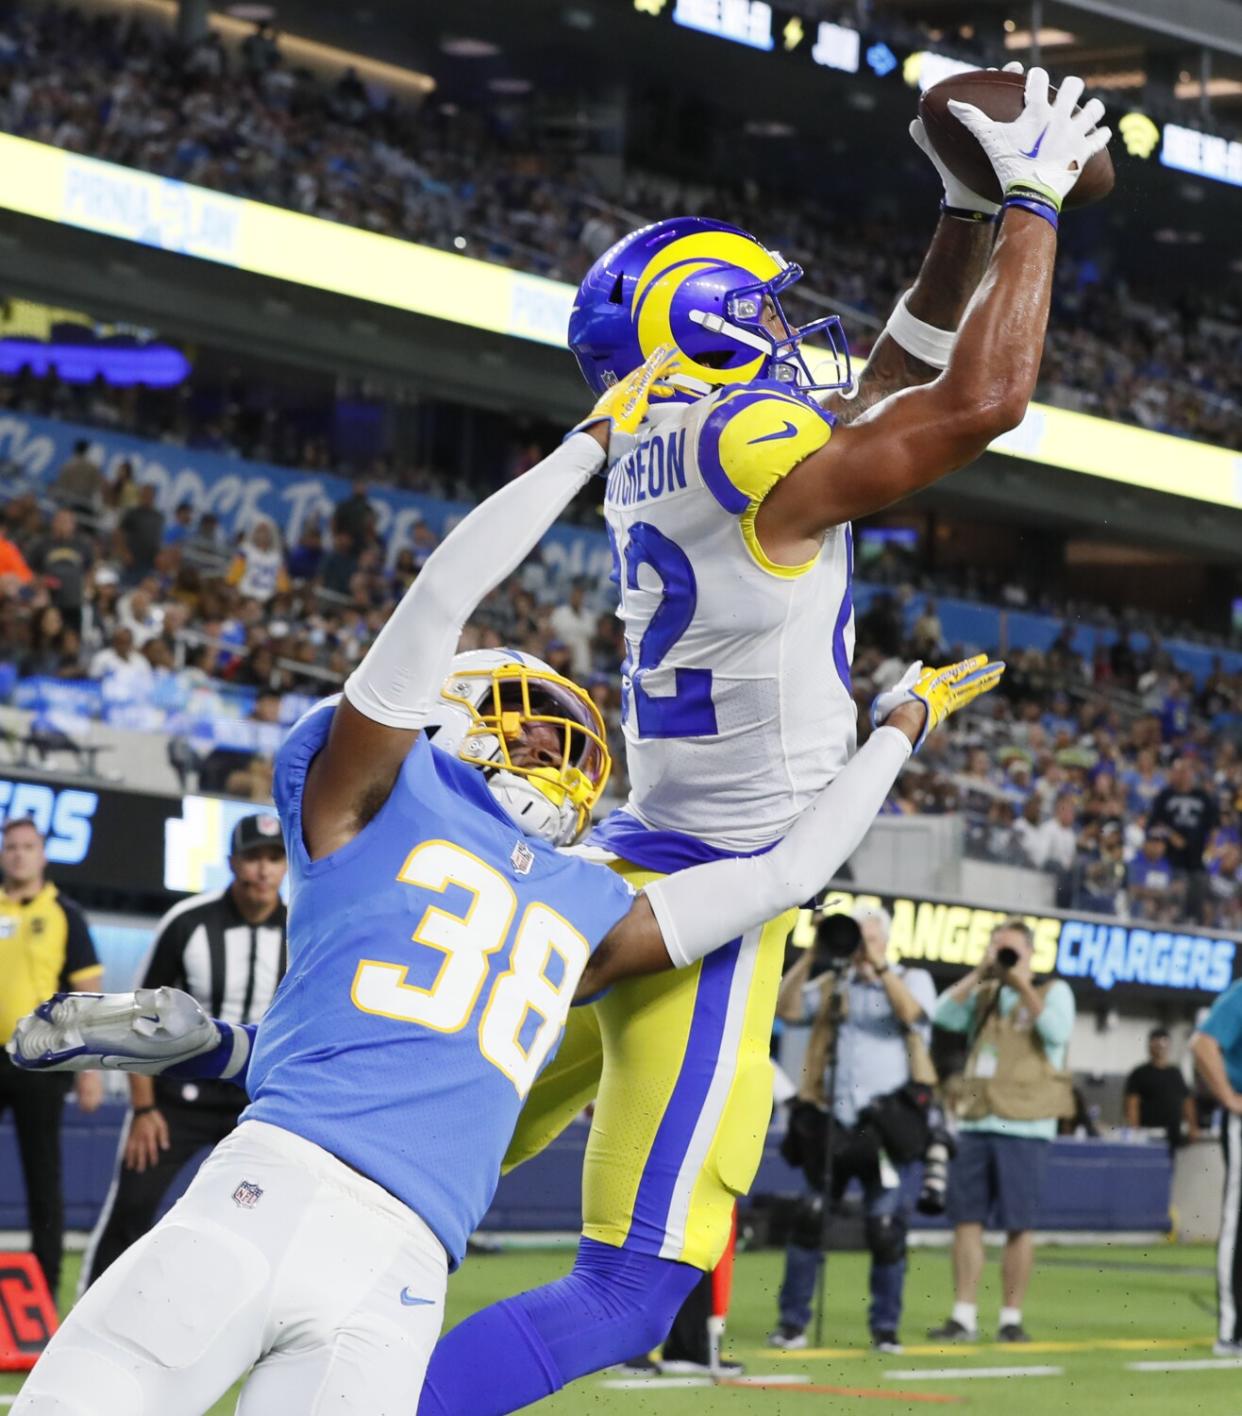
[163, 1021, 256, 1092]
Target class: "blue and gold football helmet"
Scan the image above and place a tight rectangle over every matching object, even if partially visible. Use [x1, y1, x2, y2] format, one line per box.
[569, 216, 851, 403]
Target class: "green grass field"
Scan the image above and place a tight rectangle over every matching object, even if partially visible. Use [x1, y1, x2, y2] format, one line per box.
[4, 1242, 1237, 1413]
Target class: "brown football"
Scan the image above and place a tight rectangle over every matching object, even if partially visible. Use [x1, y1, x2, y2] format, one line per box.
[918, 69, 1114, 210]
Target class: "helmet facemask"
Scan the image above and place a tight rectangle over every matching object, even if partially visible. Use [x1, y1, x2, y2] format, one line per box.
[685, 260, 852, 395]
[439, 662, 611, 847]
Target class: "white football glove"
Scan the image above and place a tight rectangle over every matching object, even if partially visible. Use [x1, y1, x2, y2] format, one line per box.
[910, 61, 1025, 215]
[947, 66, 1111, 211]
[7, 987, 220, 1073]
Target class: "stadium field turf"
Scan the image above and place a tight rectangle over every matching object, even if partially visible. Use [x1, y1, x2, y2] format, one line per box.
[3, 1243, 1234, 1414]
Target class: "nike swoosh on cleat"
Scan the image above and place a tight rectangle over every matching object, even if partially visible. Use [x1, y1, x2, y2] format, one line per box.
[400, 1289, 436, 1307]
[748, 420, 799, 444]
[1019, 125, 1049, 159]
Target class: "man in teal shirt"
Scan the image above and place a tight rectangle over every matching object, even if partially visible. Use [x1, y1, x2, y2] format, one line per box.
[1191, 979, 1242, 1355]
[928, 919, 1076, 1344]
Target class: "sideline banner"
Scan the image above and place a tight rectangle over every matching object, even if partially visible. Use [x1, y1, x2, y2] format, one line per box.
[0, 131, 572, 347]
[795, 886, 1238, 998]
[0, 409, 613, 582]
[0, 772, 283, 902]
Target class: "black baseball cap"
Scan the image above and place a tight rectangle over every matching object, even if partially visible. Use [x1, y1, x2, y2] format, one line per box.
[230, 813, 285, 857]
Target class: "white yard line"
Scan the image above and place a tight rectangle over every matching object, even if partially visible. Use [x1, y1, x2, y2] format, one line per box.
[886, 1365, 1064, 1381]
[1128, 1358, 1242, 1372]
[730, 1374, 813, 1386]
[600, 1372, 811, 1391]
[600, 1377, 714, 1390]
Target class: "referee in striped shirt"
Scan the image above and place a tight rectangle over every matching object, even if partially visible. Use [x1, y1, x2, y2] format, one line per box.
[81, 813, 287, 1289]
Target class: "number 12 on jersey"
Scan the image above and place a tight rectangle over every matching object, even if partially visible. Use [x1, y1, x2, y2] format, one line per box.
[611, 520, 718, 740]
[351, 840, 590, 1097]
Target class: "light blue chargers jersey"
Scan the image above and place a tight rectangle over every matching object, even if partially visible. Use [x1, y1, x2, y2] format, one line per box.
[244, 701, 635, 1266]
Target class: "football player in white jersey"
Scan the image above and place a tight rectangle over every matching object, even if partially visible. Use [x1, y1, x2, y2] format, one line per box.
[418, 67, 1111, 1409]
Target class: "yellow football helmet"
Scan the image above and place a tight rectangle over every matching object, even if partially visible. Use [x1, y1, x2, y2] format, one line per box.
[429, 649, 611, 846]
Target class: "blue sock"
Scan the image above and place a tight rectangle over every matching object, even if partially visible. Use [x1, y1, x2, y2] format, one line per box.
[418, 1237, 700, 1415]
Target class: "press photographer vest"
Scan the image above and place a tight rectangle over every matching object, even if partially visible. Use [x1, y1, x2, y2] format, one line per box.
[957, 981, 1075, 1123]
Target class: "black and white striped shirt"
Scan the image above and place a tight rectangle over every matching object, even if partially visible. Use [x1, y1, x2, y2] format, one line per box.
[141, 888, 287, 1028]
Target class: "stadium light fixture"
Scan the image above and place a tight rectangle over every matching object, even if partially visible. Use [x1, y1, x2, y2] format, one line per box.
[1004, 28, 1078, 49]
[440, 37, 502, 58]
[1175, 77, 1242, 99]
[744, 119, 796, 137]
[1084, 71, 1148, 90]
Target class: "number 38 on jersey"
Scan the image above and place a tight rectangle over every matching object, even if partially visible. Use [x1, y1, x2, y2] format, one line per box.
[350, 840, 590, 1098]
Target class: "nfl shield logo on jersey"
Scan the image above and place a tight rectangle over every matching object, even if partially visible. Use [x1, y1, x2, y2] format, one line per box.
[232, 1180, 264, 1210]
[510, 841, 535, 876]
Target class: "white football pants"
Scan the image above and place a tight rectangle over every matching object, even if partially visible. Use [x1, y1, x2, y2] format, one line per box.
[14, 1120, 447, 1416]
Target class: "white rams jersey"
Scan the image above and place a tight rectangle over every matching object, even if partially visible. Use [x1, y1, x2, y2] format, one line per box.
[602, 379, 855, 853]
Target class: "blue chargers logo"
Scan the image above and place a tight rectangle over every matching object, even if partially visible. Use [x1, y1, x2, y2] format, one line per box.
[1057, 919, 1235, 993]
[0, 780, 99, 865]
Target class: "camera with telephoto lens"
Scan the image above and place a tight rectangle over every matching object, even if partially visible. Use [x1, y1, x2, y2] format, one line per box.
[995, 944, 1020, 970]
[917, 1129, 957, 1216]
[809, 912, 863, 978]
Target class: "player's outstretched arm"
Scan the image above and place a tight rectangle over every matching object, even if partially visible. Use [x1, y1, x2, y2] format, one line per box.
[6, 987, 254, 1086]
[757, 68, 1110, 556]
[824, 69, 1028, 422]
[578, 657, 1002, 992]
[826, 209, 993, 425]
[299, 348, 678, 860]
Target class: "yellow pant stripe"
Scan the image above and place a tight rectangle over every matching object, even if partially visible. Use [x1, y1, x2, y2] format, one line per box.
[504, 855, 794, 1272]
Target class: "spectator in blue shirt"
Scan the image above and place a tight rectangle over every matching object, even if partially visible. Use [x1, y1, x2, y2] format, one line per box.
[1122, 747, 1165, 816]
[1127, 830, 1183, 920]
[162, 502, 195, 547]
[1191, 982, 1242, 1356]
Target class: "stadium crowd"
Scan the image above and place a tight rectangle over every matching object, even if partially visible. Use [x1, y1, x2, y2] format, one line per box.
[2, 440, 1242, 933]
[854, 596, 1242, 931]
[0, 1, 1238, 451]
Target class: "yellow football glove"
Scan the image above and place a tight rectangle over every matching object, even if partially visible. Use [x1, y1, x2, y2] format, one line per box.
[870, 654, 1005, 752]
[573, 345, 681, 463]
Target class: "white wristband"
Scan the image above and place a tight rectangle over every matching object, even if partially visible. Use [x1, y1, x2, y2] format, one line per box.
[884, 291, 958, 371]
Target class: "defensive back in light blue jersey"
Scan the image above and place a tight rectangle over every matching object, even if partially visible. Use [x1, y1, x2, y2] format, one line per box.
[244, 701, 635, 1266]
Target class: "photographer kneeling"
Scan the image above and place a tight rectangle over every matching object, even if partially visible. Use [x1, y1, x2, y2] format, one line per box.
[769, 907, 935, 1354]
[929, 919, 1076, 1344]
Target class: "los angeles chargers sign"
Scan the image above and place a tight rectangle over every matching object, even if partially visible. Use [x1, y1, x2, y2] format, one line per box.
[804, 888, 1237, 998]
